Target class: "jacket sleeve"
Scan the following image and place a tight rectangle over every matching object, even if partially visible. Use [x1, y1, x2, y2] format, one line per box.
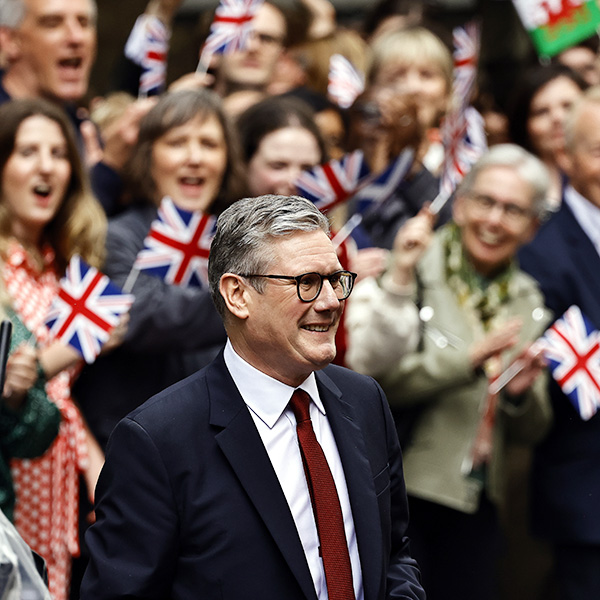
[81, 417, 179, 599]
[0, 374, 61, 460]
[345, 275, 420, 378]
[0, 314, 61, 460]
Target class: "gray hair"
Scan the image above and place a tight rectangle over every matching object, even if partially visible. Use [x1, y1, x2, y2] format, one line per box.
[0, 0, 97, 28]
[456, 143, 550, 218]
[208, 194, 330, 319]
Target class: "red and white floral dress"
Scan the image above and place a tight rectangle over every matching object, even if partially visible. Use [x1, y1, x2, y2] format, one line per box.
[4, 241, 88, 600]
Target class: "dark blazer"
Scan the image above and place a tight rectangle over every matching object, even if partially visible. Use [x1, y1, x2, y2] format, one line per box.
[519, 197, 600, 544]
[80, 352, 425, 600]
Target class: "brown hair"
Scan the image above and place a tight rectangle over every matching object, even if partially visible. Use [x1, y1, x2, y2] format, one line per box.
[125, 89, 247, 215]
[0, 98, 106, 271]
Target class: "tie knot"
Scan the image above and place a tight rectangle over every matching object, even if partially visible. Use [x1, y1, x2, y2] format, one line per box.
[290, 389, 312, 423]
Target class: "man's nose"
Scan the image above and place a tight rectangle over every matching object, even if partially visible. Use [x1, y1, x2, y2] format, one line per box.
[65, 18, 86, 44]
[314, 279, 341, 310]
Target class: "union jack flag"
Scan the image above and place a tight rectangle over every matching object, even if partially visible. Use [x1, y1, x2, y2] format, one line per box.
[124, 15, 169, 96]
[328, 54, 365, 110]
[440, 106, 487, 197]
[452, 22, 480, 110]
[44, 256, 134, 364]
[134, 197, 216, 288]
[537, 305, 600, 420]
[352, 148, 414, 213]
[200, 0, 263, 65]
[438, 20, 485, 198]
[295, 150, 370, 213]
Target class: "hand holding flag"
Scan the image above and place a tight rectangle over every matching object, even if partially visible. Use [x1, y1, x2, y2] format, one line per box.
[44, 256, 134, 364]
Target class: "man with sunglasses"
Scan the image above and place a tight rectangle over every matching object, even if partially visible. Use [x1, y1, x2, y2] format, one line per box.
[81, 194, 425, 600]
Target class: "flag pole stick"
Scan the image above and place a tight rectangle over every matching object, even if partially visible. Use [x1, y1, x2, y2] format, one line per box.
[196, 49, 210, 76]
[331, 213, 362, 249]
[429, 190, 451, 216]
[487, 345, 545, 395]
[122, 267, 140, 295]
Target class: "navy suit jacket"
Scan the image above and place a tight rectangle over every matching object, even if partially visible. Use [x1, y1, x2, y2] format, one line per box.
[519, 197, 600, 544]
[80, 352, 425, 600]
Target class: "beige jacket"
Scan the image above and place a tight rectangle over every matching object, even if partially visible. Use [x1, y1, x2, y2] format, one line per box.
[347, 234, 553, 514]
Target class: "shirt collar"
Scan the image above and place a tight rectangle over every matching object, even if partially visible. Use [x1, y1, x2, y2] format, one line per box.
[223, 339, 325, 429]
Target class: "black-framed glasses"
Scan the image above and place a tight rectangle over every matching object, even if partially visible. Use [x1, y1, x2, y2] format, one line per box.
[239, 270, 357, 302]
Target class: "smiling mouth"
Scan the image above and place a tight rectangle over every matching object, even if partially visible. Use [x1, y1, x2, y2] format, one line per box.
[302, 324, 330, 332]
[479, 231, 502, 245]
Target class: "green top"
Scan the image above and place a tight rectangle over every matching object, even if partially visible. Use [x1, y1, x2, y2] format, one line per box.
[0, 311, 61, 521]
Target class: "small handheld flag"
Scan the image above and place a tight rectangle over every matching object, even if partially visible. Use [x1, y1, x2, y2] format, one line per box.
[134, 197, 216, 288]
[440, 106, 487, 198]
[45, 256, 134, 364]
[439, 22, 486, 199]
[124, 14, 169, 97]
[512, 0, 600, 58]
[295, 150, 370, 213]
[328, 54, 365, 110]
[538, 305, 600, 420]
[199, 0, 264, 68]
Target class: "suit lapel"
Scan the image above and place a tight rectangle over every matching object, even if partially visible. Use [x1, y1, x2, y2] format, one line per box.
[316, 371, 383, 600]
[560, 202, 600, 309]
[206, 355, 317, 600]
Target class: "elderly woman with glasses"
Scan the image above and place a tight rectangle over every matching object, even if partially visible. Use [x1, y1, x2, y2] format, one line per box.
[346, 143, 553, 600]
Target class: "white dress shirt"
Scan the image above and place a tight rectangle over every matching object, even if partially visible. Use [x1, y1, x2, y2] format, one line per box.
[564, 184, 600, 259]
[224, 340, 364, 600]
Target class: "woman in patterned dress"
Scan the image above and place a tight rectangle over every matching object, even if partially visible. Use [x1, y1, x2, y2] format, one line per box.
[0, 97, 110, 600]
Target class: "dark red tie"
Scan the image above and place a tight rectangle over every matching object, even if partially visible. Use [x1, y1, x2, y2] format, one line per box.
[290, 389, 356, 600]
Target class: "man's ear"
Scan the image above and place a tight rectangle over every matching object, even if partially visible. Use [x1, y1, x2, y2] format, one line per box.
[219, 273, 251, 320]
[0, 27, 22, 63]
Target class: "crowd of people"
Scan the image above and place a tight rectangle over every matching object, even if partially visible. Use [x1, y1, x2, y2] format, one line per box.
[0, 0, 598, 598]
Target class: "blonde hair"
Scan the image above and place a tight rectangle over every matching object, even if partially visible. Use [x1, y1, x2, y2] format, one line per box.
[368, 26, 453, 92]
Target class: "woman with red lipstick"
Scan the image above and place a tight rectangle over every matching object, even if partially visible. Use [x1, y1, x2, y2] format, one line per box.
[347, 145, 553, 600]
[0, 97, 110, 600]
[73, 89, 247, 452]
[509, 64, 587, 212]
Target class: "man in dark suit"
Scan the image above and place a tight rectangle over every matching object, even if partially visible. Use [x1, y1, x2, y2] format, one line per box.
[80, 194, 425, 600]
[519, 87, 600, 600]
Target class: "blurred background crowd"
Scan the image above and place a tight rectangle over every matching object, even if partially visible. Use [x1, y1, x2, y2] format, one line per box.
[0, 0, 599, 599]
